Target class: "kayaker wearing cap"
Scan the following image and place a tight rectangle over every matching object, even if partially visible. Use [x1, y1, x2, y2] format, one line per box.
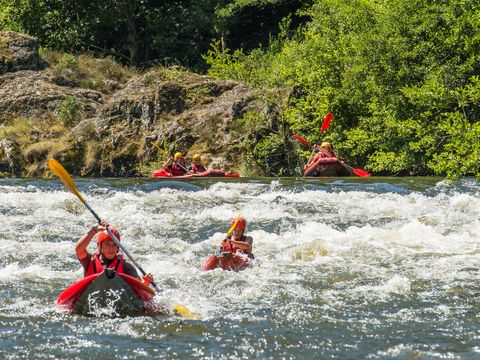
[220, 216, 254, 259]
[188, 154, 207, 174]
[314, 142, 336, 158]
[162, 152, 188, 176]
[305, 141, 337, 169]
[75, 220, 153, 281]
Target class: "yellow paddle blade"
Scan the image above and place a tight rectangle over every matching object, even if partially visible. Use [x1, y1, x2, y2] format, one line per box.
[48, 159, 85, 203]
[151, 140, 168, 157]
[226, 214, 241, 238]
[151, 140, 162, 151]
[174, 304, 200, 320]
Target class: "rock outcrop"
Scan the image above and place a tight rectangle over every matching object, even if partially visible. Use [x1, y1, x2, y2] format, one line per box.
[0, 31, 289, 177]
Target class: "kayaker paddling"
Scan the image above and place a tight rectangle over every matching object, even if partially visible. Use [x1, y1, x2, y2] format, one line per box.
[76, 220, 154, 283]
[201, 215, 255, 271]
[220, 216, 254, 259]
[315, 142, 336, 158]
[162, 152, 188, 176]
[305, 141, 337, 169]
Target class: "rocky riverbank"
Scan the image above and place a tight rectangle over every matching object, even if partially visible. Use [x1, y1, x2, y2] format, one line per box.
[0, 31, 291, 177]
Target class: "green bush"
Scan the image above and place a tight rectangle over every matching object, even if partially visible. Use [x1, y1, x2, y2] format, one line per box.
[58, 96, 83, 127]
[205, 0, 480, 178]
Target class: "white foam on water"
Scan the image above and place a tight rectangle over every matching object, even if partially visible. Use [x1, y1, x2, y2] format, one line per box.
[1, 178, 480, 357]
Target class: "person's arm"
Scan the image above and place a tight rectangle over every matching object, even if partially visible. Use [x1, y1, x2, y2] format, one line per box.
[123, 261, 155, 284]
[75, 221, 107, 260]
[228, 236, 253, 252]
[162, 158, 173, 169]
[318, 147, 334, 157]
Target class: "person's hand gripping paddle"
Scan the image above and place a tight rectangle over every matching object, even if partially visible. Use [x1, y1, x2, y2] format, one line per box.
[48, 159, 199, 319]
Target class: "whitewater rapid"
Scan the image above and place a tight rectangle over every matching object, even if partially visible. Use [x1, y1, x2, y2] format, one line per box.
[0, 177, 479, 359]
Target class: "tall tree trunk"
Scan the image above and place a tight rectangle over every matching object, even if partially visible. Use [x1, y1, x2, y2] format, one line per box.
[124, 0, 139, 66]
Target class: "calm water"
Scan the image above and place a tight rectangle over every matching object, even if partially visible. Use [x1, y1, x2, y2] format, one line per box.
[0, 176, 479, 359]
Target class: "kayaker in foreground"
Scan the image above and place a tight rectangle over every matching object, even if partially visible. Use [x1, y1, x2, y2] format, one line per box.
[75, 220, 153, 282]
[220, 216, 254, 259]
[162, 152, 188, 176]
[188, 154, 207, 174]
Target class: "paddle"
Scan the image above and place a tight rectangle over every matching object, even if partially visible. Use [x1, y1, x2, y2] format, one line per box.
[293, 135, 311, 149]
[304, 113, 334, 174]
[329, 157, 371, 177]
[293, 114, 334, 149]
[226, 214, 241, 238]
[151, 141, 189, 172]
[343, 162, 372, 177]
[48, 159, 198, 319]
[150, 140, 168, 158]
[215, 214, 241, 257]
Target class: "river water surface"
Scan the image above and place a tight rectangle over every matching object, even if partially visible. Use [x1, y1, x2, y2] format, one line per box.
[0, 177, 479, 359]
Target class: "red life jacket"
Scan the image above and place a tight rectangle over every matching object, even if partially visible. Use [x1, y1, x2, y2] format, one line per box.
[190, 164, 206, 173]
[85, 253, 125, 277]
[164, 163, 187, 176]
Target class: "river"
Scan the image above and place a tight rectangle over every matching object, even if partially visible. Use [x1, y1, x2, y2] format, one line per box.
[0, 177, 479, 359]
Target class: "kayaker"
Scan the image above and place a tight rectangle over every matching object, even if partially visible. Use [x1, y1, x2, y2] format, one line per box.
[314, 142, 336, 158]
[220, 216, 254, 259]
[304, 141, 336, 170]
[75, 220, 153, 282]
[188, 154, 207, 174]
[162, 152, 188, 176]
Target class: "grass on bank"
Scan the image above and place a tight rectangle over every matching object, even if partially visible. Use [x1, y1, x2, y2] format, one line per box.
[40, 48, 138, 93]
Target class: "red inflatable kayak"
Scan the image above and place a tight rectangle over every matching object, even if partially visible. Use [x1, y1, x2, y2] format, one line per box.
[304, 155, 355, 177]
[201, 251, 253, 271]
[57, 269, 156, 316]
[152, 169, 240, 179]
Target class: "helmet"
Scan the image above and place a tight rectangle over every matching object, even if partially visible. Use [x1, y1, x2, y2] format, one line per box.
[230, 215, 246, 230]
[321, 142, 332, 149]
[193, 154, 201, 161]
[97, 226, 120, 245]
[174, 152, 183, 160]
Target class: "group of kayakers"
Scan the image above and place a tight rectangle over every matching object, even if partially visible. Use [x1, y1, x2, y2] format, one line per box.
[75, 215, 254, 283]
[162, 152, 206, 176]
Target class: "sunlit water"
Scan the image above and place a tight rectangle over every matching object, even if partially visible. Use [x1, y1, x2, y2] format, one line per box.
[0, 176, 480, 359]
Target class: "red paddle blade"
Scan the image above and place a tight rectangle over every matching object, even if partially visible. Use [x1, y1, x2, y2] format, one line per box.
[293, 135, 311, 148]
[353, 168, 372, 177]
[321, 113, 333, 133]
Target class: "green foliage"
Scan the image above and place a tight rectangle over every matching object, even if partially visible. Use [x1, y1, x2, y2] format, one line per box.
[1, 0, 307, 69]
[58, 96, 83, 127]
[236, 97, 301, 176]
[0, 0, 21, 31]
[206, 0, 480, 178]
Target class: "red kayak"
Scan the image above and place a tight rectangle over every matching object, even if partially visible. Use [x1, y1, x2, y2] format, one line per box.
[201, 251, 253, 271]
[152, 169, 240, 179]
[57, 269, 156, 316]
[304, 155, 355, 177]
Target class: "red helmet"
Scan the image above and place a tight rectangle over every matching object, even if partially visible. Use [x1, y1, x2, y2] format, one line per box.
[230, 216, 246, 230]
[97, 226, 120, 245]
